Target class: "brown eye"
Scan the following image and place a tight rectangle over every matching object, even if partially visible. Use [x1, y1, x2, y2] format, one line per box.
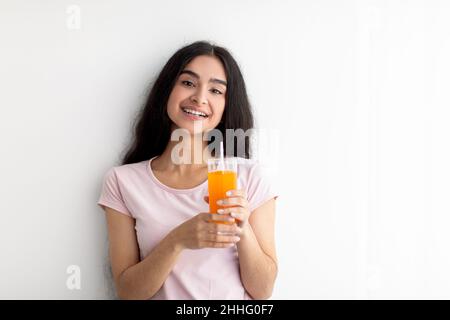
[182, 80, 194, 87]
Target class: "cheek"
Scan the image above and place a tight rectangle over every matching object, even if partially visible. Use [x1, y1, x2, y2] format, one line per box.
[166, 88, 183, 116]
[166, 99, 175, 120]
[213, 103, 226, 121]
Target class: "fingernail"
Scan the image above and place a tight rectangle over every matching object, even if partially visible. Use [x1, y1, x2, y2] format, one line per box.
[234, 237, 241, 242]
[217, 209, 224, 214]
[217, 200, 223, 205]
[226, 191, 232, 196]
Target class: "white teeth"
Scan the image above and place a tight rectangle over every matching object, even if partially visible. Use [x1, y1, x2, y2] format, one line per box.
[182, 108, 207, 117]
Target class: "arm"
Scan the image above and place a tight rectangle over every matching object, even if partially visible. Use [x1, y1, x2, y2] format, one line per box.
[217, 194, 278, 300]
[104, 207, 182, 300]
[237, 198, 278, 299]
[104, 206, 241, 300]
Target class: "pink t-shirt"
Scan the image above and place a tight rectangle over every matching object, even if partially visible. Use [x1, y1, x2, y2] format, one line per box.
[97, 156, 278, 300]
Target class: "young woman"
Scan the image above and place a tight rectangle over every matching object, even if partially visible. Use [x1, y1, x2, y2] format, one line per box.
[97, 41, 278, 300]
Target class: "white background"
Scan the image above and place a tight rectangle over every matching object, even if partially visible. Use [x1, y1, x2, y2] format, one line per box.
[1, 0, 449, 299]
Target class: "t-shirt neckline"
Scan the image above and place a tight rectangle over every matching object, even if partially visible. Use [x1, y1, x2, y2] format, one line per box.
[145, 156, 208, 194]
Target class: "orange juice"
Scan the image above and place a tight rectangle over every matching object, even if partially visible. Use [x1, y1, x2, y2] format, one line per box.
[208, 170, 237, 224]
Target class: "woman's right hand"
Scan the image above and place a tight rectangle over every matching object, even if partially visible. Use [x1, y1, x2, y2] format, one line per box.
[170, 212, 242, 250]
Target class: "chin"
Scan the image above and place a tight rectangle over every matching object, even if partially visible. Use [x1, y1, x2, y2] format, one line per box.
[171, 121, 207, 136]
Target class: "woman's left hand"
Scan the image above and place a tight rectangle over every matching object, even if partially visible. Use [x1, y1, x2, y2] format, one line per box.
[206, 189, 251, 229]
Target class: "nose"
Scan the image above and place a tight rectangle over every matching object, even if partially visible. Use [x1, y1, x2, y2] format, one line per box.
[190, 87, 208, 105]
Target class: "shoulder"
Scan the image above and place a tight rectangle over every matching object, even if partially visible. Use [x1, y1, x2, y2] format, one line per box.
[236, 157, 257, 172]
[103, 160, 149, 184]
[236, 157, 268, 180]
[236, 157, 274, 192]
[236, 157, 278, 212]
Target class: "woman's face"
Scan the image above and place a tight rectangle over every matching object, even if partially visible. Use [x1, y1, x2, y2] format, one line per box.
[166, 55, 227, 135]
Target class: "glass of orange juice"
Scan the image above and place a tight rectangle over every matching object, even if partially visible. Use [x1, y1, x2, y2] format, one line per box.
[207, 157, 237, 224]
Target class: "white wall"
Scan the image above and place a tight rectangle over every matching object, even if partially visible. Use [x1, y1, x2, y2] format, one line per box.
[1, 0, 449, 299]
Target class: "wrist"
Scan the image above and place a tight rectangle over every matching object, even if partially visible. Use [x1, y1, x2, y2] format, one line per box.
[239, 223, 253, 240]
[166, 229, 184, 253]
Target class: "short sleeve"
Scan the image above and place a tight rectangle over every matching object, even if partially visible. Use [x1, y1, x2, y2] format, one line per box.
[97, 167, 132, 217]
[246, 163, 279, 212]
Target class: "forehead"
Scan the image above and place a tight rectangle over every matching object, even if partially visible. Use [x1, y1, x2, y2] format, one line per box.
[183, 55, 227, 80]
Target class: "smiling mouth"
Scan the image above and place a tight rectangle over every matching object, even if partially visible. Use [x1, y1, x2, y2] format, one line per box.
[181, 107, 209, 118]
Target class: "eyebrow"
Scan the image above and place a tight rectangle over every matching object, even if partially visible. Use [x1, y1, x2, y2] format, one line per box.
[179, 69, 227, 87]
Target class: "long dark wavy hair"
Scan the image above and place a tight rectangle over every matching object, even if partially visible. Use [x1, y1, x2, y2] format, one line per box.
[121, 41, 254, 165]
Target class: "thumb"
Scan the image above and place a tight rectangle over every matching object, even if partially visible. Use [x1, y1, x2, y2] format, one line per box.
[203, 195, 209, 204]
